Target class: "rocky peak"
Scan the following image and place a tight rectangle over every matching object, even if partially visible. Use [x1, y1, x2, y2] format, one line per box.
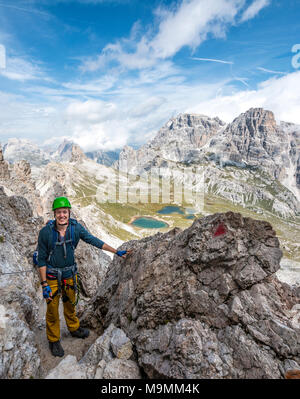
[152, 112, 225, 147]
[13, 160, 31, 181]
[52, 139, 86, 163]
[167, 113, 225, 131]
[230, 107, 277, 135]
[70, 144, 87, 163]
[0, 144, 10, 179]
[85, 149, 119, 167]
[115, 113, 226, 173]
[206, 107, 299, 185]
[3, 138, 50, 167]
[82, 211, 300, 379]
[52, 139, 74, 161]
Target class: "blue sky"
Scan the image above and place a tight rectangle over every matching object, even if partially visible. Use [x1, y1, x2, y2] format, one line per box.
[0, 0, 300, 151]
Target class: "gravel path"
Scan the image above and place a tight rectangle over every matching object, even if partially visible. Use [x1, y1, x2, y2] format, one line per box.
[33, 297, 98, 379]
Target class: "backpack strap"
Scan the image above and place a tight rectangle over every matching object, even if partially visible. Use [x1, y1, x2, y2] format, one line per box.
[69, 218, 77, 249]
[70, 222, 75, 249]
[46, 219, 77, 263]
[47, 220, 58, 263]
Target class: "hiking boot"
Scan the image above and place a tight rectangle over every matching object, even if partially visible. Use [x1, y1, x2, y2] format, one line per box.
[70, 326, 90, 339]
[49, 340, 64, 357]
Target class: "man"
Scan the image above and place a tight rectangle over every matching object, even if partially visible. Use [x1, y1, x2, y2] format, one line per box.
[37, 196, 132, 357]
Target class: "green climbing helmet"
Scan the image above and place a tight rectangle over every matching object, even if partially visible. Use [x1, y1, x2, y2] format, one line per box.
[52, 196, 71, 211]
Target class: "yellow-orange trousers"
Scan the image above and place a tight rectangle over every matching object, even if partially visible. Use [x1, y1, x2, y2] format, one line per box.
[46, 276, 80, 342]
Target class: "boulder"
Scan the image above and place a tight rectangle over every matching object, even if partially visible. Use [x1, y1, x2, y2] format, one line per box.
[45, 323, 141, 379]
[82, 211, 300, 379]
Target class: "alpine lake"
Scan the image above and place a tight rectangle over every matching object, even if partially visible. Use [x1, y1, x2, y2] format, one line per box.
[130, 205, 197, 229]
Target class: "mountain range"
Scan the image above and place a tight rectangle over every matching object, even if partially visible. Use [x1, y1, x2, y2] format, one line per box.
[1, 107, 299, 276]
[3, 107, 299, 203]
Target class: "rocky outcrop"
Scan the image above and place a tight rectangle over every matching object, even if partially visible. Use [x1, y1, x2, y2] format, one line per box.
[13, 160, 31, 181]
[85, 149, 119, 167]
[75, 219, 111, 300]
[113, 108, 300, 217]
[45, 323, 141, 379]
[50, 139, 87, 163]
[0, 186, 43, 378]
[208, 109, 299, 179]
[3, 138, 50, 167]
[0, 145, 10, 180]
[296, 155, 300, 189]
[82, 211, 300, 379]
[70, 144, 87, 163]
[0, 185, 111, 378]
[115, 113, 225, 174]
[0, 149, 43, 217]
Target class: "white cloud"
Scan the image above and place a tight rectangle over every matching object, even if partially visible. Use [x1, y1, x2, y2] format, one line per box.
[257, 67, 285, 75]
[65, 99, 117, 123]
[191, 57, 234, 64]
[240, 0, 271, 22]
[0, 91, 60, 142]
[2, 70, 300, 152]
[186, 70, 300, 125]
[0, 2, 50, 17]
[150, 0, 244, 59]
[0, 55, 51, 82]
[2, 0, 296, 153]
[81, 0, 246, 72]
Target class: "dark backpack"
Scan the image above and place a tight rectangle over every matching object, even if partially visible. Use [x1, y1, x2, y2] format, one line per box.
[33, 219, 76, 266]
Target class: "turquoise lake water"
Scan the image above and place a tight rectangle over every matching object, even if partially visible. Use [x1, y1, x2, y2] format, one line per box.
[185, 215, 195, 219]
[132, 217, 169, 229]
[157, 206, 185, 215]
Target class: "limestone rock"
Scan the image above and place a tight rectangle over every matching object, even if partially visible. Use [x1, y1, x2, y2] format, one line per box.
[102, 359, 141, 379]
[110, 328, 133, 359]
[45, 323, 141, 379]
[46, 355, 87, 379]
[0, 145, 10, 179]
[0, 304, 40, 379]
[115, 113, 225, 174]
[13, 160, 31, 182]
[0, 188, 43, 379]
[3, 138, 50, 167]
[83, 211, 300, 379]
[70, 144, 87, 163]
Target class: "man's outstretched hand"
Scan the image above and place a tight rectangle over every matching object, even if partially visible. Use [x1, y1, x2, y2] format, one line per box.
[116, 249, 133, 259]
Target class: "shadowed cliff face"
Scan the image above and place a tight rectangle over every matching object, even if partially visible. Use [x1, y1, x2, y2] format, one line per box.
[82, 211, 300, 379]
[0, 186, 111, 378]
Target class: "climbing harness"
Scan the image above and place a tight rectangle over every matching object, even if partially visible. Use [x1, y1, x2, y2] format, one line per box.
[47, 271, 81, 306]
[46, 264, 78, 295]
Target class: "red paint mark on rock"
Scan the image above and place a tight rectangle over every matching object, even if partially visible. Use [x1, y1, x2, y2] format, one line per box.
[213, 223, 227, 237]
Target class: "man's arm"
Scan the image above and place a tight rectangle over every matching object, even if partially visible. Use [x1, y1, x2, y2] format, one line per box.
[37, 229, 49, 281]
[79, 224, 132, 258]
[102, 243, 117, 255]
[38, 266, 47, 282]
[37, 229, 53, 300]
[79, 224, 105, 249]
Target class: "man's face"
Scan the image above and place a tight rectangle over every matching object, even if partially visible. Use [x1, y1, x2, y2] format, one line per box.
[54, 207, 70, 225]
